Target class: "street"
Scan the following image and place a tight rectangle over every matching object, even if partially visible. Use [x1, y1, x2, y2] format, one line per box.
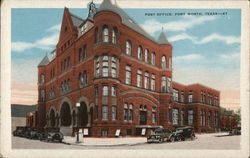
[12, 132, 240, 149]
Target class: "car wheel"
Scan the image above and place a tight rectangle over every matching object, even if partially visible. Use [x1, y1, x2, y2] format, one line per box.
[170, 137, 175, 142]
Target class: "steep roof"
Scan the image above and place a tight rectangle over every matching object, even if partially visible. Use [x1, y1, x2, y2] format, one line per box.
[158, 31, 170, 44]
[70, 13, 85, 27]
[38, 55, 50, 67]
[97, 0, 156, 42]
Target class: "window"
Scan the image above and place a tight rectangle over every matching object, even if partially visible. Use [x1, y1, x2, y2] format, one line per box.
[102, 55, 109, 77]
[161, 76, 167, 92]
[161, 56, 166, 68]
[40, 74, 45, 84]
[200, 110, 203, 126]
[125, 66, 131, 84]
[103, 26, 109, 42]
[83, 71, 87, 86]
[111, 56, 117, 78]
[79, 73, 83, 88]
[214, 111, 218, 127]
[145, 49, 149, 63]
[102, 86, 108, 96]
[111, 86, 116, 96]
[167, 77, 171, 92]
[102, 68, 108, 77]
[172, 109, 179, 125]
[67, 79, 71, 90]
[102, 105, 108, 120]
[40, 89, 45, 102]
[181, 111, 184, 126]
[95, 27, 99, 43]
[203, 110, 206, 126]
[173, 89, 179, 101]
[181, 91, 184, 103]
[124, 103, 128, 121]
[129, 104, 133, 121]
[151, 74, 156, 91]
[144, 72, 149, 89]
[112, 106, 117, 120]
[169, 57, 172, 69]
[81, 23, 87, 33]
[188, 93, 193, 103]
[151, 52, 156, 65]
[101, 129, 108, 136]
[137, 70, 142, 87]
[95, 57, 100, 77]
[83, 45, 87, 59]
[188, 110, 194, 125]
[208, 111, 212, 127]
[152, 112, 156, 123]
[137, 46, 142, 60]
[126, 40, 132, 55]
[112, 27, 117, 44]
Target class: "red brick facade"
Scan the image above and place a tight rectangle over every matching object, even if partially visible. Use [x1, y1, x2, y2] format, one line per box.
[28, 0, 221, 137]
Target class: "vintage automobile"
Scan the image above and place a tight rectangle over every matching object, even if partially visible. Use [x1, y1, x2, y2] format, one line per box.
[39, 127, 64, 143]
[173, 126, 196, 141]
[24, 127, 33, 138]
[229, 127, 241, 135]
[147, 128, 175, 143]
[12, 126, 27, 137]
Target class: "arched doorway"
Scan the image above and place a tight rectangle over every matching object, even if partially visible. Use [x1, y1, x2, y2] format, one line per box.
[50, 109, 56, 127]
[60, 102, 71, 126]
[78, 102, 88, 127]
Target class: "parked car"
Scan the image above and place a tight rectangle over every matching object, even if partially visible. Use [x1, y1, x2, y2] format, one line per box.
[229, 127, 241, 135]
[173, 126, 196, 141]
[39, 127, 64, 143]
[12, 126, 27, 137]
[147, 128, 175, 143]
[24, 127, 32, 138]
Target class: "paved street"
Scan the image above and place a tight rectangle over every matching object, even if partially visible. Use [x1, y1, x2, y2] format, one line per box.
[12, 132, 240, 149]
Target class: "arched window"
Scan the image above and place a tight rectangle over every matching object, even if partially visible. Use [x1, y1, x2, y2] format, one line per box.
[103, 26, 109, 42]
[40, 74, 45, 84]
[137, 46, 142, 60]
[161, 56, 166, 68]
[126, 40, 132, 55]
[144, 72, 149, 89]
[151, 52, 156, 65]
[151, 74, 156, 91]
[40, 89, 45, 102]
[161, 76, 167, 92]
[67, 79, 71, 90]
[95, 27, 99, 43]
[145, 49, 149, 63]
[112, 27, 117, 44]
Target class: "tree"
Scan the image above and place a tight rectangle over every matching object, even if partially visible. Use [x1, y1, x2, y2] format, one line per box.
[235, 108, 241, 126]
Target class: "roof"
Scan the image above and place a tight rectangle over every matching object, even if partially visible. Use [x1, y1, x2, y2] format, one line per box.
[11, 104, 37, 117]
[158, 31, 170, 44]
[70, 13, 85, 27]
[38, 55, 50, 67]
[97, 0, 157, 43]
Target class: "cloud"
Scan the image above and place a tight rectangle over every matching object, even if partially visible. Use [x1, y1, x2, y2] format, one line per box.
[169, 32, 240, 45]
[141, 16, 217, 35]
[12, 24, 60, 52]
[174, 54, 203, 62]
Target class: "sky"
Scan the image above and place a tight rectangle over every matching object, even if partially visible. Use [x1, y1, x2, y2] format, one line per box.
[11, 3, 241, 111]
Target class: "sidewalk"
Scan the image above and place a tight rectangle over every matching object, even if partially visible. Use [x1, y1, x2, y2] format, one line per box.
[63, 136, 147, 146]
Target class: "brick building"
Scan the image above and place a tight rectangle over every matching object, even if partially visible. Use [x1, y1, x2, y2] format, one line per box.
[28, 0, 221, 137]
[220, 109, 238, 131]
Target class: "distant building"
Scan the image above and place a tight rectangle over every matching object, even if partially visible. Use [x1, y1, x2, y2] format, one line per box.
[220, 108, 238, 130]
[28, 0, 221, 137]
[11, 104, 37, 131]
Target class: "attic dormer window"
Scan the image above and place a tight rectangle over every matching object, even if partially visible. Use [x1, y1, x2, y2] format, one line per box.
[81, 23, 87, 34]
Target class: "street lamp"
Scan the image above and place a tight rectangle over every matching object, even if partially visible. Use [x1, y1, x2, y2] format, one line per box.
[76, 102, 80, 143]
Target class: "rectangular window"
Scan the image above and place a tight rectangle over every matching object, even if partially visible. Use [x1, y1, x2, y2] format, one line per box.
[203, 111, 206, 126]
[111, 68, 116, 78]
[111, 86, 116, 96]
[200, 110, 203, 126]
[102, 86, 108, 96]
[181, 92, 184, 103]
[173, 89, 179, 102]
[102, 67, 108, 77]
[144, 72, 149, 89]
[152, 112, 156, 123]
[181, 111, 184, 126]
[83, 45, 87, 58]
[188, 93, 193, 103]
[151, 74, 155, 91]
[101, 129, 108, 137]
[102, 105, 108, 120]
[125, 66, 131, 84]
[112, 106, 117, 120]
[137, 70, 142, 87]
[188, 110, 194, 125]
[172, 109, 179, 125]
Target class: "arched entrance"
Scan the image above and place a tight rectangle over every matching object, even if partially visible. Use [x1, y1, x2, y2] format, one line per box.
[78, 102, 88, 127]
[50, 109, 56, 127]
[60, 102, 71, 126]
